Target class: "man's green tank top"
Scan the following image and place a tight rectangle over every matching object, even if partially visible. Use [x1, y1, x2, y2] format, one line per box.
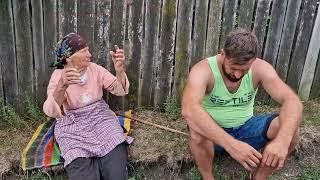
[202, 56, 258, 128]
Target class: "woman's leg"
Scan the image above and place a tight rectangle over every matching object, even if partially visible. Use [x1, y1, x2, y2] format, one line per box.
[65, 157, 100, 180]
[99, 143, 128, 180]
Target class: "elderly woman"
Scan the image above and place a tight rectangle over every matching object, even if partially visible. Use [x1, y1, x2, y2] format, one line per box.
[43, 33, 132, 180]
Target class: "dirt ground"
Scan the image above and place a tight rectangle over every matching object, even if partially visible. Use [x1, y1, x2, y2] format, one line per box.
[1, 101, 320, 179]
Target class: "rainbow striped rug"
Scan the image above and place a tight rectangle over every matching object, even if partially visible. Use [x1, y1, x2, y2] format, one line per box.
[21, 110, 132, 171]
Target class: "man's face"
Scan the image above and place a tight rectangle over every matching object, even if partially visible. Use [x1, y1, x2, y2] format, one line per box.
[222, 57, 255, 82]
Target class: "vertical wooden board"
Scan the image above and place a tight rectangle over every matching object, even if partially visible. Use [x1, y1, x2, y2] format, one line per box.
[298, 9, 320, 101]
[43, 0, 57, 80]
[310, 53, 320, 99]
[205, 0, 223, 56]
[275, 0, 301, 81]
[77, 0, 96, 58]
[12, 0, 34, 110]
[139, 0, 161, 107]
[286, 0, 317, 92]
[0, 63, 3, 103]
[126, 0, 143, 108]
[173, 0, 194, 101]
[58, 0, 77, 38]
[0, 0, 18, 107]
[262, 0, 287, 65]
[253, 0, 272, 104]
[108, 0, 127, 110]
[31, 0, 46, 105]
[253, 0, 273, 58]
[219, 0, 238, 49]
[190, 0, 209, 67]
[154, 0, 177, 108]
[238, 0, 255, 29]
[94, 0, 111, 68]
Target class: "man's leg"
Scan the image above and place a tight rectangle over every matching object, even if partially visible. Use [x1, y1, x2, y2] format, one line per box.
[253, 117, 300, 180]
[189, 128, 215, 180]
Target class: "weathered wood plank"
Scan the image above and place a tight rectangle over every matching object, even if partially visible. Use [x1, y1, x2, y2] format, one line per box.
[238, 0, 256, 29]
[286, 0, 317, 92]
[0, 63, 3, 104]
[205, 0, 223, 56]
[43, 0, 57, 80]
[0, 0, 18, 107]
[275, 0, 301, 81]
[172, 0, 194, 101]
[94, 0, 111, 108]
[253, 0, 272, 104]
[58, 0, 77, 38]
[12, 0, 34, 111]
[219, 0, 238, 49]
[139, 0, 161, 107]
[154, 0, 177, 108]
[126, 0, 143, 108]
[310, 53, 320, 99]
[298, 9, 320, 101]
[190, 0, 209, 67]
[108, 0, 127, 110]
[94, 0, 111, 68]
[261, 0, 287, 64]
[31, 0, 46, 105]
[77, 1, 96, 59]
[253, 0, 273, 58]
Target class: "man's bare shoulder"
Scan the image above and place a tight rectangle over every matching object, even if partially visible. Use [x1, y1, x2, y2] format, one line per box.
[188, 58, 214, 93]
[251, 58, 278, 84]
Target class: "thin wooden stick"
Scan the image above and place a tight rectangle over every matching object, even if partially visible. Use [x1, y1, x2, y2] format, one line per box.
[116, 113, 189, 136]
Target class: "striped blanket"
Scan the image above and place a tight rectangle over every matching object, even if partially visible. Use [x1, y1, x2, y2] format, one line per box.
[21, 110, 132, 171]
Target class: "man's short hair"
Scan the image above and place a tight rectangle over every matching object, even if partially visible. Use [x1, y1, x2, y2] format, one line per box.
[223, 28, 258, 65]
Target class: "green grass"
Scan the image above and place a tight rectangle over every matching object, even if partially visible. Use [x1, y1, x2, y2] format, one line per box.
[0, 96, 45, 130]
[24, 96, 44, 121]
[296, 165, 320, 180]
[164, 96, 181, 118]
[0, 100, 26, 129]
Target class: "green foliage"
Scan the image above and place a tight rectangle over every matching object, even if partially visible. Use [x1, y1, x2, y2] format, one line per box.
[24, 96, 44, 121]
[189, 166, 202, 180]
[164, 96, 181, 118]
[128, 165, 146, 180]
[296, 165, 320, 180]
[0, 100, 26, 129]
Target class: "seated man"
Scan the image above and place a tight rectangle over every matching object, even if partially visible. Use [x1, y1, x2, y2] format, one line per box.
[181, 28, 303, 180]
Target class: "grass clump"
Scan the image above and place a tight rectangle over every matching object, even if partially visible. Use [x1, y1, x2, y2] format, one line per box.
[0, 100, 25, 129]
[164, 96, 181, 118]
[24, 96, 44, 121]
[296, 165, 320, 180]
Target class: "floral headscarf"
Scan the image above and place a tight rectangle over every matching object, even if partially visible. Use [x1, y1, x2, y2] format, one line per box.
[52, 33, 88, 69]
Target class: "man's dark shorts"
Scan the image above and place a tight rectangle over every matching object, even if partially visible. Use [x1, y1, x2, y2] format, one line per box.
[214, 113, 279, 154]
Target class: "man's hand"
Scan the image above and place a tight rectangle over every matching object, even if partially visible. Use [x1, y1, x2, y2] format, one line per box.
[227, 140, 262, 171]
[60, 67, 81, 88]
[110, 45, 125, 73]
[261, 140, 289, 170]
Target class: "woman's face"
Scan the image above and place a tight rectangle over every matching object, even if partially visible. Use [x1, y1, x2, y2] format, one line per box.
[67, 47, 92, 70]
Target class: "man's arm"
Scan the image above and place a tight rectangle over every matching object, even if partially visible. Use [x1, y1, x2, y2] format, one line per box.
[254, 59, 303, 168]
[182, 60, 262, 171]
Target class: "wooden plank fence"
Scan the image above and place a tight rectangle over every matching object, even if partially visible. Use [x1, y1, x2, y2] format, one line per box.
[0, 0, 320, 112]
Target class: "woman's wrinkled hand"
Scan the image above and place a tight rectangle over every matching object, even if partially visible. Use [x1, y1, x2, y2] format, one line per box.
[60, 67, 81, 88]
[110, 45, 125, 73]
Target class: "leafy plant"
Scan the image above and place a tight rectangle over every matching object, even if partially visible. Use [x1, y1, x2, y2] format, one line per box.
[24, 95, 44, 121]
[164, 96, 181, 118]
[0, 100, 25, 129]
